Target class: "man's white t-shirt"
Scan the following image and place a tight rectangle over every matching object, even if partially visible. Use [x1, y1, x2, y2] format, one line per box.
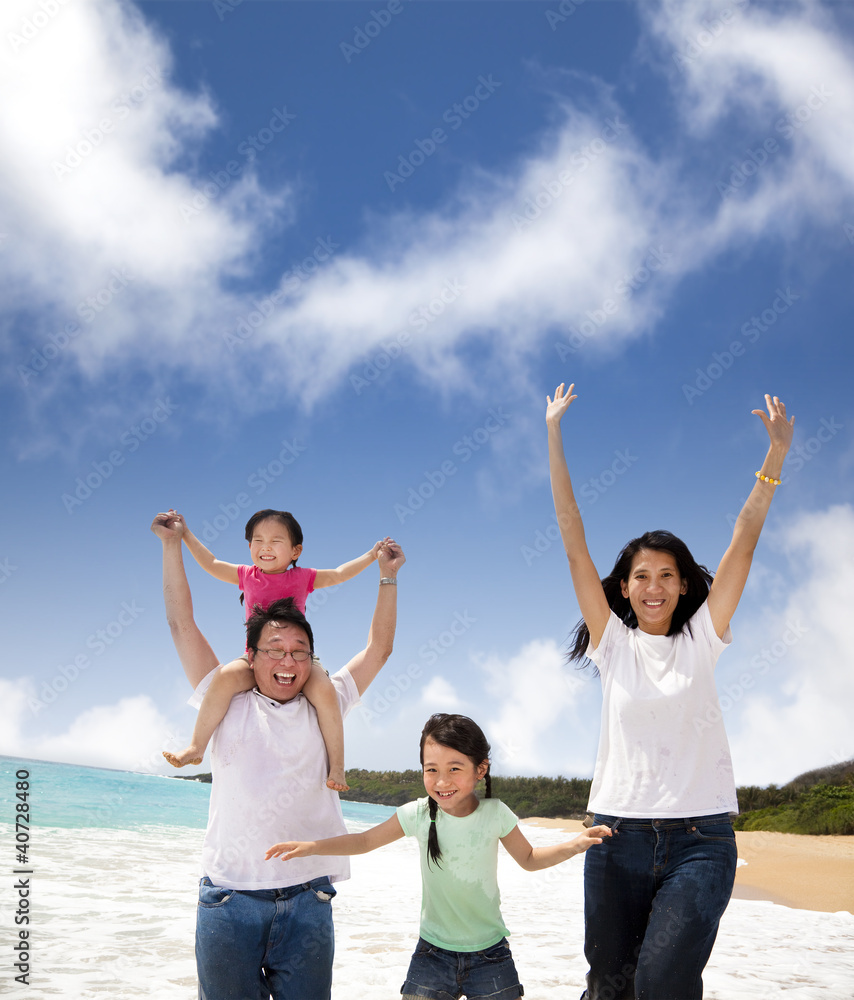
[587, 602, 738, 818]
[189, 666, 360, 890]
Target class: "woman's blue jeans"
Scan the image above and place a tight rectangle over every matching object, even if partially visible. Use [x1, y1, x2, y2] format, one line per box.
[195, 876, 336, 1000]
[581, 814, 737, 1000]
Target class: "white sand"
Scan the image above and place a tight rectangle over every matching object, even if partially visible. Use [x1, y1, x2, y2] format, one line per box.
[12, 821, 854, 998]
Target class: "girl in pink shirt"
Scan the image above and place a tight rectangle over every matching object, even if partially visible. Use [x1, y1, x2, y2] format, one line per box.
[163, 507, 382, 790]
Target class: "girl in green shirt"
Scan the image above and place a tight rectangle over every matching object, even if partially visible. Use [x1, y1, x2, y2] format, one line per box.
[267, 713, 610, 999]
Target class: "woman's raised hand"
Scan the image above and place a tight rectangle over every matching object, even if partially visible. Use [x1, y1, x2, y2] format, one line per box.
[751, 394, 794, 455]
[545, 382, 578, 427]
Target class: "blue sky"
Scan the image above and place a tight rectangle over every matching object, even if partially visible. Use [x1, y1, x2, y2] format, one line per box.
[2, 0, 852, 787]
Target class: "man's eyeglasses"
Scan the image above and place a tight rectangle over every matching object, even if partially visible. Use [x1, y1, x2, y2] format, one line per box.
[255, 648, 312, 662]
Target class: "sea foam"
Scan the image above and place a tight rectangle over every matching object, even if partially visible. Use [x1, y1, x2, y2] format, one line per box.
[5, 820, 853, 998]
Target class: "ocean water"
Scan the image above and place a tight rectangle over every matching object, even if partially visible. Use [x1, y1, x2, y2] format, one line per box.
[0, 754, 395, 998]
[0, 754, 395, 831]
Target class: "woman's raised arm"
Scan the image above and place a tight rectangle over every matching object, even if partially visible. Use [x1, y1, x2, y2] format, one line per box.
[547, 383, 611, 650]
[707, 394, 794, 639]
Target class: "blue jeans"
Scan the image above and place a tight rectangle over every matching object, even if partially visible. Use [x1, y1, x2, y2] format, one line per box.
[581, 814, 737, 1000]
[401, 936, 524, 1000]
[196, 876, 336, 1000]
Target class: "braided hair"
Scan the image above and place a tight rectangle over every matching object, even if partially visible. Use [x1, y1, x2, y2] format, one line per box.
[419, 714, 492, 869]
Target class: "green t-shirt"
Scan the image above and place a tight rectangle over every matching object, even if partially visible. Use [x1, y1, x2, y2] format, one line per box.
[396, 797, 519, 952]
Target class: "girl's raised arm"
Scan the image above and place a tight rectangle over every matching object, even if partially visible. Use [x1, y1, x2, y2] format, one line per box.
[265, 813, 404, 861]
[314, 539, 383, 589]
[707, 394, 794, 639]
[547, 383, 611, 650]
[182, 522, 241, 585]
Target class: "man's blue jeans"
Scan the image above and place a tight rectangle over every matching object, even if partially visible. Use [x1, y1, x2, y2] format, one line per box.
[196, 876, 336, 1000]
[581, 814, 737, 1000]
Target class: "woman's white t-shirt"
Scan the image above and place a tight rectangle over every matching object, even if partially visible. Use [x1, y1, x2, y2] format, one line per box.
[586, 602, 738, 818]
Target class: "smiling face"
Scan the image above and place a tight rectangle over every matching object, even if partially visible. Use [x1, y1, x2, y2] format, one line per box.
[620, 548, 688, 635]
[248, 516, 302, 575]
[421, 738, 488, 818]
[247, 621, 313, 703]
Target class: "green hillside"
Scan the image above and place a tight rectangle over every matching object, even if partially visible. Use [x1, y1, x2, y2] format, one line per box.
[175, 758, 854, 833]
[340, 770, 593, 819]
[733, 759, 854, 835]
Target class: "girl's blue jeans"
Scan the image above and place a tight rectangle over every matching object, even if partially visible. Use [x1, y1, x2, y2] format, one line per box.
[195, 875, 336, 1000]
[401, 936, 524, 1000]
[581, 813, 737, 1000]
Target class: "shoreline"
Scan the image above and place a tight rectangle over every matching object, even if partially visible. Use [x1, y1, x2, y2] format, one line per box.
[522, 818, 854, 914]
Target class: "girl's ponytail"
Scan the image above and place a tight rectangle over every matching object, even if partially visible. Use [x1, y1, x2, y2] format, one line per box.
[419, 713, 492, 870]
[426, 794, 442, 868]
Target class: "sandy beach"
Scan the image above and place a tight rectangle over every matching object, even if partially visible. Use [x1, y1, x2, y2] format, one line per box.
[525, 817, 854, 914]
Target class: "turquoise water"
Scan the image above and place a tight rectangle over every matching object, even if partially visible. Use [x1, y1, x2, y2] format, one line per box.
[1, 755, 395, 830]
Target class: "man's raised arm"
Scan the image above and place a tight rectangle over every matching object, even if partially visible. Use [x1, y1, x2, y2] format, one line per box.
[151, 510, 220, 690]
[344, 538, 405, 696]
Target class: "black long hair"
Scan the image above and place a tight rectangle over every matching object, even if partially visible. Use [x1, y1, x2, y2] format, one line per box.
[567, 530, 714, 664]
[419, 714, 492, 869]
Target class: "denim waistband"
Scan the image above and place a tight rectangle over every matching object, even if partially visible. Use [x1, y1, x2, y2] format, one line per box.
[213, 876, 331, 901]
[593, 813, 733, 832]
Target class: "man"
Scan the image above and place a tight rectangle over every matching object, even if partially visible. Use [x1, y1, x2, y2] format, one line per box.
[151, 510, 404, 999]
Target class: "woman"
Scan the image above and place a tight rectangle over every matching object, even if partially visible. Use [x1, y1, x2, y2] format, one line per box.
[546, 383, 793, 1000]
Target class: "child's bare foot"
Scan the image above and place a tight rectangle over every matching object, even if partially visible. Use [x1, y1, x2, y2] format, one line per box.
[163, 747, 203, 768]
[326, 772, 350, 792]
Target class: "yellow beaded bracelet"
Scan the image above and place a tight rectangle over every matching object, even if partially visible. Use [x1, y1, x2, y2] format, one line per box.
[755, 471, 782, 486]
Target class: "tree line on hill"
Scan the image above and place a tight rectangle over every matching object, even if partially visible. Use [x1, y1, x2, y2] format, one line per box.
[732, 759, 854, 835]
[175, 758, 854, 835]
[339, 770, 595, 819]
[340, 759, 854, 833]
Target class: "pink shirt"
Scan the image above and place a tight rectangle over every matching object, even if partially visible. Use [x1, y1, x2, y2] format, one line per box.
[237, 564, 317, 617]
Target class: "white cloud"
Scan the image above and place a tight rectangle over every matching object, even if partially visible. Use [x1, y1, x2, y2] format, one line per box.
[0, 678, 30, 751]
[2, 677, 186, 772]
[419, 676, 462, 711]
[249, 115, 673, 404]
[0, 0, 668, 423]
[725, 504, 854, 784]
[645, 0, 854, 247]
[479, 638, 596, 776]
[1, 0, 287, 396]
[3, 0, 853, 444]
[345, 643, 601, 778]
